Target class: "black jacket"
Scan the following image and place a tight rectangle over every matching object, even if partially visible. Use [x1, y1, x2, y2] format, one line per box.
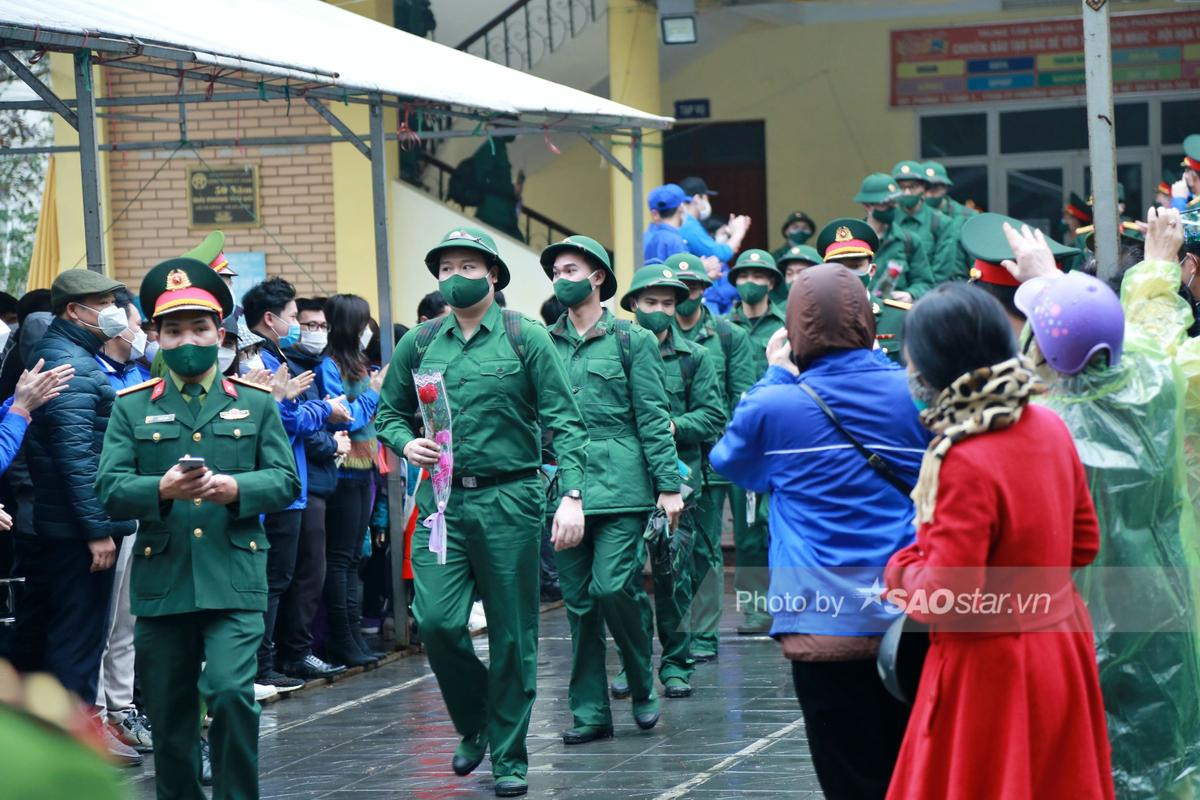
[27, 318, 134, 541]
[283, 344, 339, 499]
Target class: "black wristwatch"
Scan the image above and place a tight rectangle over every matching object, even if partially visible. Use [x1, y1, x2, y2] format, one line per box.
[562, 489, 583, 501]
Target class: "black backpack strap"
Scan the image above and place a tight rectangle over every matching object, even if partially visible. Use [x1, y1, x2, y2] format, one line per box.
[413, 316, 447, 369]
[502, 309, 527, 364]
[678, 349, 694, 406]
[799, 382, 914, 498]
[614, 318, 632, 377]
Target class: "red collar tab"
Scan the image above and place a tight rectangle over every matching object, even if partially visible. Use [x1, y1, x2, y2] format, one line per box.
[150, 380, 166, 401]
[222, 378, 238, 399]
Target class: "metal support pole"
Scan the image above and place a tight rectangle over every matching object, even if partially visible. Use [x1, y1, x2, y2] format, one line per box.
[0, 51, 77, 129]
[1083, 0, 1119, 284]
[631, 129, 644, 266]
[369, 94, 410, 650]
[74, 50, 106, 274]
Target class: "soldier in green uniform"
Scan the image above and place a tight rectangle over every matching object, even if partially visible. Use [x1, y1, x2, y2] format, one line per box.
[723, 248, 785, 633]
[95, 257, 300, 800]
[771, 210, 817, 263]
[375, 227, 589, 798]
[1182, 134, 1200, 208]
[619, 264, 724, 697]
[854, 173, 934, 301]
[921, 160, 976, 220]
[665, 253, 754, 661]
[769, 244, 822, 305]
[538, 235, 679, 744]
[454, 135, 524, 241]
[816, 217, 911, 362]
[892, 160, 963, 284]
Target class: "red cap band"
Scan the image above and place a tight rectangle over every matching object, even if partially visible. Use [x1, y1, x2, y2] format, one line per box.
[970, 259, 1019, 288]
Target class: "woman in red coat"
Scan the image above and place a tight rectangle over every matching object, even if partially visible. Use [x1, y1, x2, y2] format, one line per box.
[884, 284, 1114, 800]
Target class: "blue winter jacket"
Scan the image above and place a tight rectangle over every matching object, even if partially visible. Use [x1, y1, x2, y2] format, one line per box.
[260, 340, 331, 511]
[0, 397, 30, 477]
[710, 349, 931, 637]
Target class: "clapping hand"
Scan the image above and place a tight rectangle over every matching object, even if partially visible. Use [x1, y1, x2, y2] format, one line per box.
[285, 369, 315, 400]
[369, 364, 389, 394]
[766, 328, 798, 375]
[1144, 206, 1184, 264]
[13, 359, 75, 414]
[241, 367, 273, 388]
[1000, 222, 1058, 284]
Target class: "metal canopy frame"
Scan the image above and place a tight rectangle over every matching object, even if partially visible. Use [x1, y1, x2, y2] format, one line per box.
[0, 19, 652, 652]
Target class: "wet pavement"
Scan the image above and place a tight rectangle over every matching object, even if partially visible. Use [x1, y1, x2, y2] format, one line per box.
[126, 585, 824, 799]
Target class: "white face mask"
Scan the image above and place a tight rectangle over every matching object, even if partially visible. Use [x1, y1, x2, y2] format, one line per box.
[217, 346, 237, 372]
[239, 353, 265, 374]
[77, 303, 129, 339]
[299, 330, 328, 355]
[359, 327, 374, 350]
[123, 329, 148, 361]
[0, 319, 10, 352]
[143, 340, 160, 364]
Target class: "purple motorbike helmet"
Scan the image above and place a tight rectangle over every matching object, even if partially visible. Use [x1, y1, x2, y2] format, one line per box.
[1014, 272, 1124, 375]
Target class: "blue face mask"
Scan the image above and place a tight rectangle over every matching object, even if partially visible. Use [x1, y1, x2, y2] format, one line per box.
[278, 322, 301, 350]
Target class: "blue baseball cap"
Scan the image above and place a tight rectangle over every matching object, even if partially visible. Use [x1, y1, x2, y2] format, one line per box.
[647, 184, 687, 214]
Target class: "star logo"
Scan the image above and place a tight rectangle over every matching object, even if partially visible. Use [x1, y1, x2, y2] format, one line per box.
[835, 226, 853, 242]
[165, 269, 191, 291]
[749, 252, 760, 261]
[901, 164, 911, 173]
[661, 269, 672, 278]
[856, 577, 888, 611]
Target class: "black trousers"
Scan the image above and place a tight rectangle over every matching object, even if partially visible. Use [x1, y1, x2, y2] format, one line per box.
[324, 478, 371, 631]
[791, 658, 911, 800]
[12, 536, 115, 702]
[278, 496, 328, 663]
[258, 509, 303, 673]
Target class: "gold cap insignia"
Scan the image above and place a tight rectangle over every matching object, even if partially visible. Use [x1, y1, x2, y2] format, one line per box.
[790, 247, 801, 255]
[969, 266, 982, 281]
[888, 183, 897, 192]
[900, 164, 912, 173]
[835, 226, 853, 242]
[679, 262, 690, 271]
[749, 252, 760, 261]
[449, 230, 465, 239]
[925, 167, 935, 177]
[661, 269, 672, 278]
[165, 269, 192, 291]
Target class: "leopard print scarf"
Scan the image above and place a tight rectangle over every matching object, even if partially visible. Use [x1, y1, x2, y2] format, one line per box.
[912, 356, 1042, 525]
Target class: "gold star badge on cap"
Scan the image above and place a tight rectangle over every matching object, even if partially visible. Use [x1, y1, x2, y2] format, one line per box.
[900, 164, 912, 173]
[449, 230, 465, 239]
[166, 269, 192, 291]
[835, 226, 852, 242]
[749, 252, 760, 261]
[790, 246, 801, 255]
[661, 269, 672, 278]
[888, 183, 897, 192]
[925, 167, 936, 178]
[679, 263, 691, 271]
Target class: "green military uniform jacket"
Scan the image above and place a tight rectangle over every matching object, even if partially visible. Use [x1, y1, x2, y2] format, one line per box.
[872, 224, 934, 299]
[678, 307, 752, 487]
[469, 140, 523, 242]
[657, 328, 725, 485]
[896, 202, 964, 285]
[725, 302, 786, 382]
[548, 309, 679, 514]
[376, 301, 588, 498]
[95, 372, 300, 617]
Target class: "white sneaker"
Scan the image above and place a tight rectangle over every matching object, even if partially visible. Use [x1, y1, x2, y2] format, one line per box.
[254, 683, 279, 702]
[468, 601, 487, 633]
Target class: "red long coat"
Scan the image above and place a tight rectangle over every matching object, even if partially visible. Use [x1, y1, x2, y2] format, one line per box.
[884, 406, 1114, 800]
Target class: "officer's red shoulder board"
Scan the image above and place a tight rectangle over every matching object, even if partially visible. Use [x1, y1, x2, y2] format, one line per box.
[228, 375, 271, 393]
[116, 377, 163, 397]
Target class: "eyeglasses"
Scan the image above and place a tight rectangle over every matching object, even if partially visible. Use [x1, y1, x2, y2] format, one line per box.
[301, 321, 329, 332]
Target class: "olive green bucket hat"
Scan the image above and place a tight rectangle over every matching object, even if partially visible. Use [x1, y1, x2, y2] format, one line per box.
[727, 248, 781, 283]
[619, 261, 689, 312]
[424, 227, 511, 290]
[664, 252, 712, 287]
[853, 173, 900, 205]
[539, 235, 617, 300]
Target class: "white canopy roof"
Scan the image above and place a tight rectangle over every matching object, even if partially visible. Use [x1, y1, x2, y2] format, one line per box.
[0, 0, 672, 129]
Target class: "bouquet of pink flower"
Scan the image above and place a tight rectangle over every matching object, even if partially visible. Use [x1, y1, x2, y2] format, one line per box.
[414, 371, 453, 565]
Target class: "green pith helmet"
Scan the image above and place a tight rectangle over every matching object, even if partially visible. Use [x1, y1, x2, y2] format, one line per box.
[891, 160, 930, 184]
[815, 218, 879, 263]
[1080, 220, 1146, 252]
[424, 226, 511, 290]
[727, 249, 781, 283]
[853, 173, 900, 204]
[539, 234, 617, 300]
[777, 244, 822, 266]
[921, 161, 953, 187]
[619, 262, 689, 312]
[665, 252, 713, 287]
[779, 210, 816, 238]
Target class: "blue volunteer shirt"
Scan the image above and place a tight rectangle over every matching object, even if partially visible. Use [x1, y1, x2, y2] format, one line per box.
[643, 222, 688, 262]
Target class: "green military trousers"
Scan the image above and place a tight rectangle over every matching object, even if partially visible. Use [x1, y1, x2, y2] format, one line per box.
[411, 475, 544, 781]
[729, 488, 771, 626]
[554, 512, 657, 727]
[689, 482, 728, 655]
[136, 610, 263, 800]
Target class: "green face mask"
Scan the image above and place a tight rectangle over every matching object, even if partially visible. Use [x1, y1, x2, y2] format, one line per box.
[440, 274, 491, 308]
[897, 193, 922, 211]
[787, 229, 813, 246]
[871, 207, 896, 224]
[676, 296, 701, 317]
[737, 281, 770, 305]
[635, 309, 673, 333]
[162, 343, 218, 377]
[553, 275, 596, 307]
[925, 194, 945, 209]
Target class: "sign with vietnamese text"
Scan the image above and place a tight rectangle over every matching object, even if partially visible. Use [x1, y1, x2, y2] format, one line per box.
[187, 164, 261, 228]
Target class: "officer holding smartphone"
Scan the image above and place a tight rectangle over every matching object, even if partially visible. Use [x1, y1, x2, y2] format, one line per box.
[95, 256, 299, 800]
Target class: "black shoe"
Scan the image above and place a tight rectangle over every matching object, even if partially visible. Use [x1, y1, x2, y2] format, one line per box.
[351, 626, 385, 663]
[451, 730, 487, 776]
[539, 583, 562, 603]
[688, 650, 717, 664]
[281, 653, 346, 680]
[609, 670, 630, 700]
[495, 777, 528, 797]
[561, 724, 613, 745]
[256, 669, 304, 693]
[633, 708, 660, 730]
[200, 737, 213, 786]
[663, 677, 692, 698]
